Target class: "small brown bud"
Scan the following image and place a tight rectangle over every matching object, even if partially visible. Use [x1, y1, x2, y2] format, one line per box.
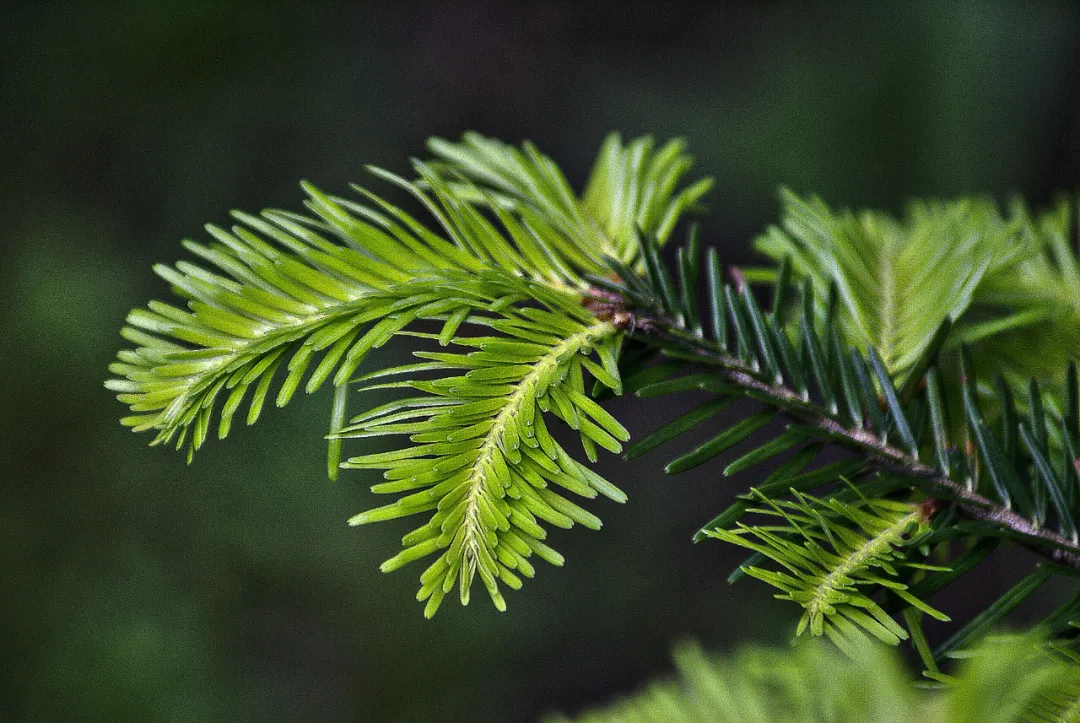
[916, 498, 940, 522]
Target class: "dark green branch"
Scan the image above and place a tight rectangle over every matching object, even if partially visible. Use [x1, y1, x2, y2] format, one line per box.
[637, 320, 1080, 569]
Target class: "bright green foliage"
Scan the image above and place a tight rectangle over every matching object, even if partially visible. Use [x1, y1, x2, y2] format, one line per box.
[106, 133, 707, 462]
[707, 492, 948, 652]
[106, 133, 712, 615]
[976, 195, 1080, 383]
[752, 190, 1080, 450]
[754, 190, 1030, 377]
[550, 633, 1080, 723]
[427, 132, 714, 266]
[338, 274, 627, 617]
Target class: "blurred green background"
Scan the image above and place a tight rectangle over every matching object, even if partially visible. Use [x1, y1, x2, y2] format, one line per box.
[4, 2, 1080, 720]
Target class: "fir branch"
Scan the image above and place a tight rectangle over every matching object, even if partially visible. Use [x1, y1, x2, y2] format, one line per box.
[106, 129, 718, 614]
[632, 313, 1080, 569]
[110, 129, 1080, 653]
[342, 303, 628, 617]
[707, 492, 947, 649]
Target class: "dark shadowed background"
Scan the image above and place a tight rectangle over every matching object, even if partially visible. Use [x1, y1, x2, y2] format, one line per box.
[4, 2, 1080, 720]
